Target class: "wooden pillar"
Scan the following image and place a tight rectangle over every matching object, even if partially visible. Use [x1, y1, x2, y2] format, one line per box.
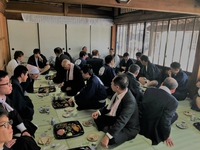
[111, 24, 116, 50]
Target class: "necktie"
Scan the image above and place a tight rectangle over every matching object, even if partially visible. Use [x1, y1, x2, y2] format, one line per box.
[109, 96, 119, 116]
[0, 98, 14, 112]
[66, 70, 69, 81]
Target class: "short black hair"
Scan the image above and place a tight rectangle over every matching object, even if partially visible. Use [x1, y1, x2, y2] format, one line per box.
[0, 107, 8, 117]
[140, 55, 149, 62]
[136, 52, 142, 57]
[81, 64, 93, 76]
[113, 74, 129, 90]
[33, 48, 40, 54]
[79, 51, 87, 58]
[14, 51, 24, 59]
[105, 55, 114, 64]
[128, 64, 140, 74]
[54, 47, 63, 54]
[123, 52, 129, 57]
[14, 65, 28, 78]
[0, 70, 8, 82]
[170, 62, 181, 70]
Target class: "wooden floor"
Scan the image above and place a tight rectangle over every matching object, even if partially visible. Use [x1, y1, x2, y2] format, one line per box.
[30, 74, 200, 150]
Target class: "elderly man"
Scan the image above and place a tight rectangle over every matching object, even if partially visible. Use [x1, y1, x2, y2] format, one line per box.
[27, 48, 50, 75]
[60, 59, 84, 96]
[68, 64, 107, 110]
[91, 74, 140, 148]
[126, 64, 143, 105]
[168, 62, 188, 100]
[109, 48, 120, 69]
[139, 77, 178, 146]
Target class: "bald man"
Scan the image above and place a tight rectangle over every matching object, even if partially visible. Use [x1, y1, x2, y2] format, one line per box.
[139, 77, 178, 147]
[60, 59, 85, 96]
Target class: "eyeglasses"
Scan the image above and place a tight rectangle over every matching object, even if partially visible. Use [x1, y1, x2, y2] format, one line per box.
[0, 81, 12, 86]
[0, 120, 13, 128]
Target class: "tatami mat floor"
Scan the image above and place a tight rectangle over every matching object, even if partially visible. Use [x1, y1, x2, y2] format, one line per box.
[31, 75, 200, 150]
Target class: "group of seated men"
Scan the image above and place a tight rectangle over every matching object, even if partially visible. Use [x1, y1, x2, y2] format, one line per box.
[3, 46, 190, 149]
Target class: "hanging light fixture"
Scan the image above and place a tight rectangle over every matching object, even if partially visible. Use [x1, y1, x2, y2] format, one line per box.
[116, 0, 131, 3]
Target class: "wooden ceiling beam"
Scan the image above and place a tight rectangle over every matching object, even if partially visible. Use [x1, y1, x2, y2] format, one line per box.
[39, 0, 200, 15]
[114, 11, 198, 24]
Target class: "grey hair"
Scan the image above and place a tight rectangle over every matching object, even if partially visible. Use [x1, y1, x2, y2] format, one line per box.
[163, 77, 178, 90]
[128, 64, 140, 74]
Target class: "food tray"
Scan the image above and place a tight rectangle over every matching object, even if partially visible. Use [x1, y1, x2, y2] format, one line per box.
[68, 146, 91, 150]
[53, 121, 84, 139]
[193, 122, 200, 131]
[52, 98, 74, 109]
[38, 86, 56, 93]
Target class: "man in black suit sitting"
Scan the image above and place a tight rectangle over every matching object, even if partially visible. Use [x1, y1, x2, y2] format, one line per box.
[87, 49, 103, 76]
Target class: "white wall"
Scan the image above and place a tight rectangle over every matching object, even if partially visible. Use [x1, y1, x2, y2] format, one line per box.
[7, 20, 39, 62]
[7, 20, 111, 63]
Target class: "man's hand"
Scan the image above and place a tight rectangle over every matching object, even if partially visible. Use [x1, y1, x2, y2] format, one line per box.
[58, 82, 64, 88]
[66, 87, 72, 91]
[68, 98, 73, 106]
[92, 111, 99, 119]
[5, 139, 17, 148]
[101, 135, 109, 148]
[22, 131, 31, 137]
[163, 137, 174, 147]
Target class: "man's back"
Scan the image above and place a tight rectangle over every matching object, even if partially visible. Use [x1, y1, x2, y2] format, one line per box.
[139, 87, 178, 145]
[87, 58, 103, 76]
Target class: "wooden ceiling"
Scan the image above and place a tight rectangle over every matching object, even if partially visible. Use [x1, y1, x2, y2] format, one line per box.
[4, 0, 200, 21]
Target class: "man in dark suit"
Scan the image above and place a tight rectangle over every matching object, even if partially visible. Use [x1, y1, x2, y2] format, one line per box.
[168, 62, 188, 100]
[139, 77, 178, 146]
[126, 64, 143, 105]
[139, 55, 162, 87]
[27, 48, 50, 75]
[119, 52, 134, 73]
[86, 49, 103, 76]
[92, 74, 140, 148]
[60, 59, 85, 96]
[53, 47, 70, 83]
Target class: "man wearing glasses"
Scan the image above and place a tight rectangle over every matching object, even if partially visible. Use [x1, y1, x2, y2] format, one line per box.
[0, 70, 39, 149]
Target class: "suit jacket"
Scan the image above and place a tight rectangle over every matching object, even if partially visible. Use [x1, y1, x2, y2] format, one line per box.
[100, 90, 140, 139]
[8, 76, 34, 121]
[87, 57, 103, 76]
[126, 72, 143, 105]
[140, 62, 162, 84]
[119, 59, 134, 72]
[27, 54, 48, 68]
[139, 87, 178, 145]
[63, 65, 85, 94]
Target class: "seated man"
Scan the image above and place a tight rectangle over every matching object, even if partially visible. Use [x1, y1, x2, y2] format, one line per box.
[21, 64, 40, 93]
[68, 64, 107, 110]
[139, 55, 162, 87]
[109, 48, 120, 70]
[118, 52, 134, 73]
[99, 55, 116, 96]
[53, 47, 70, 83]
[126, 64, 143, 105]
[8, 65, 34, 121]
[61, 59, 85, 96]
[27, 48, 50, 75]
[6, 51, 24, 78]
[92, 74, 140, 148]
[168, 62, 188, 100]
[87, 49, 103, 76]
[0, 70, 38, 150]
[139, 77, 178, 146]
[191, 80, 200, 111]
[135, 52, 143, 80]
[82, 46, 92, 60]
[74, 51, 87, 69]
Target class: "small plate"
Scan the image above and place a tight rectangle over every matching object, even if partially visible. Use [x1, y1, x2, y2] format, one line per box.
[176, 123, 188, 129]
[64, 107, 75, 112]
[62, 113, 71, 118]
[183, 111, 193, 116]
[86, 133, 99, 142]
[82, 119, 95, 127]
